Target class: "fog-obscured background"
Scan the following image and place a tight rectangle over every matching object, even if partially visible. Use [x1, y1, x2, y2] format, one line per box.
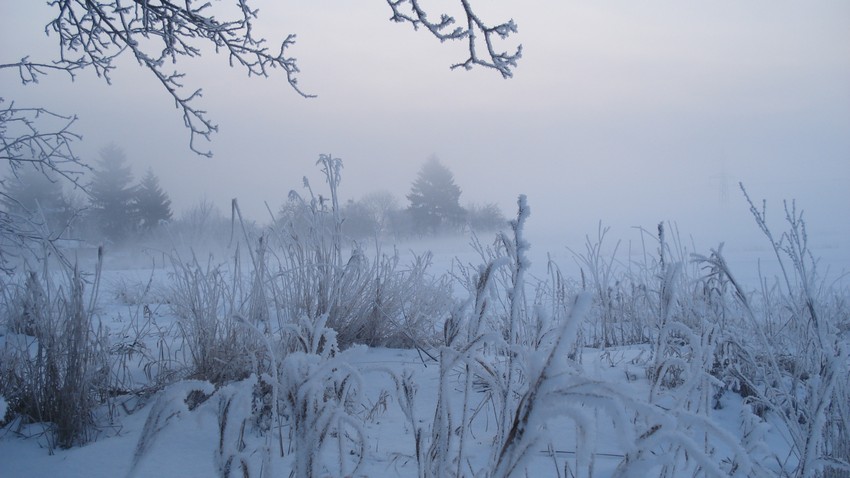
[3, 0, 848, 256]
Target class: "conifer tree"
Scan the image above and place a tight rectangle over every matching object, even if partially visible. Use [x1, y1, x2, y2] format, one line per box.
[407, 157, 466, 234]
[133, 168, 172, 232]
[89, 145, 136, 242]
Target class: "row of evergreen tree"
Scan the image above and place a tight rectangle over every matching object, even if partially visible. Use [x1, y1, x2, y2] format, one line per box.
[89, 145, 172, 241]
[0, 145, 172, 243]
[2, 149, 503, 245]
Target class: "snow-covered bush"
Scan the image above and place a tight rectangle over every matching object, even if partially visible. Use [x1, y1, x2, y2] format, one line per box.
[278, 315, 367, 477]
[566, 222, 703, 349]
[129, 380, 216, 476]
[214, 375, 275, 478]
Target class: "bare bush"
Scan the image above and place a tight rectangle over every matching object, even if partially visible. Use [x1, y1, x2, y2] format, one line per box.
[168, 250, 268, 385]
[0, 255, 110, 450]
[268, 155, 451, 349]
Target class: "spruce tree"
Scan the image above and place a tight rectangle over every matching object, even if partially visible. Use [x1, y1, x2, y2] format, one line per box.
[407, 157, 466, 234]
[134, 168, 172, 232]
[89, 144, 136, 242]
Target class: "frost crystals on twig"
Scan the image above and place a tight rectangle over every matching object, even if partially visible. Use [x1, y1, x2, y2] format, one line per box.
[386, 0, 523, 78]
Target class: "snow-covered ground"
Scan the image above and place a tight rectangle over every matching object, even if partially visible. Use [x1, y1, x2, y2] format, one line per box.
[0, 346, 793, 477]
[1, 224, 847, 477]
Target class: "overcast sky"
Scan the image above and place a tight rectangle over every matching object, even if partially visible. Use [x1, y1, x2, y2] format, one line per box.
[3, 1, 849, 251]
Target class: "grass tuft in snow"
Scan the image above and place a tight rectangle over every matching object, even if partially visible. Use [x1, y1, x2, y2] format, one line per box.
[0, 251, 110, 451]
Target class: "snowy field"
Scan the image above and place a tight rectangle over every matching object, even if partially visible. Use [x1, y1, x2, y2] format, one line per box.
[3, 0, 848, 476]
[1, 215, 848, 478]
[0, 346, 792, 477]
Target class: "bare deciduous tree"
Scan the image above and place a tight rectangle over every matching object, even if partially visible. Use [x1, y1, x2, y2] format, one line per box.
[2, 1, 521, 158]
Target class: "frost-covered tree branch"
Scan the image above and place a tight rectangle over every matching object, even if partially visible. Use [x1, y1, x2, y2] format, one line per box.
[386, 0, 523, 78]
[0, 98, 86, 185]
[0, 56, 82, 84]
[4, 0, 312, 157]
[0, 98, 87, 272]
[4, 1, 522, 158]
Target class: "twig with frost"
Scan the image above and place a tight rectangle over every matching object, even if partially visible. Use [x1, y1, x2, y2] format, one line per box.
[386, 0, 522, 78]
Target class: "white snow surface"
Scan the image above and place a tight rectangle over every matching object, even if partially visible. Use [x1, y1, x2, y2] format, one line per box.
[0, 345, 789, 478]
[0, 324, 791, 477]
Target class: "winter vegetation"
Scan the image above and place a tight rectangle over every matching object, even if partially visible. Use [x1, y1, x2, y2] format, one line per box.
[2, 2, 847, 477]
[1, 155, 848, 477]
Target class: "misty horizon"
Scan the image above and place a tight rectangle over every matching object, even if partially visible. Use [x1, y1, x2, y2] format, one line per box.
[3, 0, 848, 255]
[2, 3, 849, 476]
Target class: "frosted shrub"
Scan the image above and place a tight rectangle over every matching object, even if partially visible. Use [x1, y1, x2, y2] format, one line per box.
[268, 155, 450, 348]
[406, 196, 777, 478]
[0, 256, 110, 450]
[692, 186, 850, 478]
[570, 223, 629, 347]
[107, 271, 167, 307]
[332, 250, 453, 348]
[168, 250, 267, 385]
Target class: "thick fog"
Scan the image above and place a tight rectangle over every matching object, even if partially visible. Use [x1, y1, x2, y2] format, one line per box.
[3, 0, 849, 255]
